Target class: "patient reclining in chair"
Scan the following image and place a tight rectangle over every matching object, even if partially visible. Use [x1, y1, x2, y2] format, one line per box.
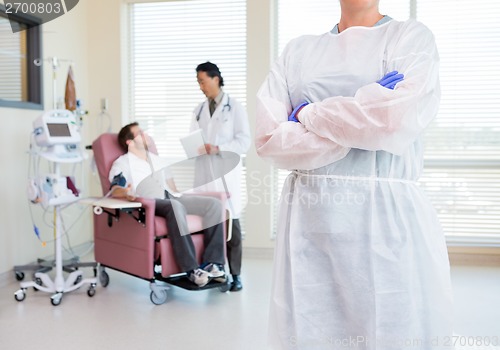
[108, 122, 226, 287]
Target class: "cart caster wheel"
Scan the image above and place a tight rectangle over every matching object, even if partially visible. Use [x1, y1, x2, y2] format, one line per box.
[14, 289, 26, 302]
[150, 290, 167, 305]
[99, 270, 109, 287]
[15, 271, 25, 281]
[87, 287, 96, 297]
[219, 280, 231, 293]
[51, 293, 63, 306]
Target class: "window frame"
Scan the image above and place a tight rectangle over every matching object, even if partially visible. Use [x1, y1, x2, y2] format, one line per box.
[0, 4, 43, 110]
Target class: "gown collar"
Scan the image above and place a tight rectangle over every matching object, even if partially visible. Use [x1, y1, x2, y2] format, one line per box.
[331, 15, 393, 34]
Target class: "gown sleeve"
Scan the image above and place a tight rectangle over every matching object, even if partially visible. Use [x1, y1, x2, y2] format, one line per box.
[255, 39, 350, 171]
[298, 22, 440, 155]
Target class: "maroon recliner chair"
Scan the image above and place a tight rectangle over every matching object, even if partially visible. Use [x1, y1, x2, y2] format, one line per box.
[91, 133, 229, 305]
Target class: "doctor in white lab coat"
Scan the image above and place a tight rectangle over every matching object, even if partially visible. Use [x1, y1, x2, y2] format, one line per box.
[191, 61, 251, 292]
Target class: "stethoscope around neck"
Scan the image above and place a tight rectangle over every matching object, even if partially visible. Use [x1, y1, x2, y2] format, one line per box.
[196, 93, 231, 121]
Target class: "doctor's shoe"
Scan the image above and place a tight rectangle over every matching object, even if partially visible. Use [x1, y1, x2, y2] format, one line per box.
[230, 275, 242, 292]
[203, 263, 227, 283]
[188, 268, 211, 287]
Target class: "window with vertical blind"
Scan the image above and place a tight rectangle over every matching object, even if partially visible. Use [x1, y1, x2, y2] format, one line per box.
[128, 0, 246, 156]
[0, 16, 23, 101]
[0, 5, 42, 109]
[127, 0, 247, 230]
[273, 0, 500, 244]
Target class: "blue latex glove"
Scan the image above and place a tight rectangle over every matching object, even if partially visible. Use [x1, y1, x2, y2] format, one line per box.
[377, 71, 404, 89]
[288, 101, 309, 123]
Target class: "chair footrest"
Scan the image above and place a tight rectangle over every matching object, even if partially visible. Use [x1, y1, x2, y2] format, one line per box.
[158, 274, 228, 291]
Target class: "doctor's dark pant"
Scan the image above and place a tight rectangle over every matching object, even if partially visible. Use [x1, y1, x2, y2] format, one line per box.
[227, 219, 242, 276]
[154, 195, 225, 272]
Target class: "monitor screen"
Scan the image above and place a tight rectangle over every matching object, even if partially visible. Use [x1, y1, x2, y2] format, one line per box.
[47, 123, 71, 137]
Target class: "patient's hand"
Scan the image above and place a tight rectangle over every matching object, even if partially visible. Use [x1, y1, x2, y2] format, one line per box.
[111, 184, 136, 201]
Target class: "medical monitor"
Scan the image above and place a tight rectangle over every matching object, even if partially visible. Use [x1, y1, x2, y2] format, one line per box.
[33, 109, 81, 147]
[47, 123, 72, 137]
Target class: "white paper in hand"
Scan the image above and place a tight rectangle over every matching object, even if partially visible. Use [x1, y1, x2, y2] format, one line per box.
[180, 129, 206, 158]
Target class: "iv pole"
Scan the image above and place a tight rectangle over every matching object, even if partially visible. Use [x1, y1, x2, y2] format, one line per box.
[14, 57, 97, 306]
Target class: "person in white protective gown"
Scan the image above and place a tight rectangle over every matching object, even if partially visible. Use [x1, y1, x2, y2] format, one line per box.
[255, 1, 454, 349]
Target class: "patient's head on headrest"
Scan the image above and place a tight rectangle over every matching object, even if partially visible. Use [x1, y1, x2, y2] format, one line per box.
[118, 122, 139, 152]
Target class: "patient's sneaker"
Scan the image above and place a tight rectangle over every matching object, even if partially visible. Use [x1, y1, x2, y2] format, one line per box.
[203, 263, 227, 283]
[188, 268, 211, 287]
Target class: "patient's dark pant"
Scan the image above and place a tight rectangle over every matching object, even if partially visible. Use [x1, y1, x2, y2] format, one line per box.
[154, 195, 225, 272]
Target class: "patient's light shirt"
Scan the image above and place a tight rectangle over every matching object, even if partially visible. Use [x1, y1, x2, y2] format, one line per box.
[109, 152, 170, 194]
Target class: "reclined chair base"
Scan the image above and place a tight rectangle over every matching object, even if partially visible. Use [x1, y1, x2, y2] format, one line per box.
[98, 264, 230, 305]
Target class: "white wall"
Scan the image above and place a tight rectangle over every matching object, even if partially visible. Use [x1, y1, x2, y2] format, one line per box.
[245, 0, 276, 251]
[0, 1, 92, 275]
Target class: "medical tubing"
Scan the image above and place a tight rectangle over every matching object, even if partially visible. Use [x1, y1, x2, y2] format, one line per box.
[59, 208, 93, 259]
[60, 212, 76, 256]
[26, 127, 90, 250]
[72, 241, 95, 260]
[28, 147, 89, 246]
[36, 201, 90, 245]
[98, 110, 112, 133]
[42, 205, 54, 228]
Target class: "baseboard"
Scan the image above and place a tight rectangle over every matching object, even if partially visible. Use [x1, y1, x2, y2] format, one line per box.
[243, 247, 274, 260]
[449, 252, 500, 266]
[448, 246, 500, 266]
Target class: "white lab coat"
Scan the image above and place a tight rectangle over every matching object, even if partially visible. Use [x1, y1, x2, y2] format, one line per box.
[256, 19, 453, 349]
[191, 92, 251, 218]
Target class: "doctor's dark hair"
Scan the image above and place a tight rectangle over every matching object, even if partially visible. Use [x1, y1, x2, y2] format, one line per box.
[118, 122, 139, 152]
[196, 61, 224, 87]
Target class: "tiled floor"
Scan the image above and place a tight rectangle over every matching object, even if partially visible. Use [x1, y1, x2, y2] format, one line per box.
[1, 257, 499, 350]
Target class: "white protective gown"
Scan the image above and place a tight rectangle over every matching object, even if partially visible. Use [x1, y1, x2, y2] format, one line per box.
[256, 19, 454, 350]
[191, 93, 251, 218]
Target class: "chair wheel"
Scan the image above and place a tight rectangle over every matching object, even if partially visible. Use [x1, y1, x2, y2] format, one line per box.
[51, 293, 63, 306]
[150, 290, 167, 305]
[15, 271, 25, 281]
[14, 290, 26, 302]
[99, 270, 110, 287]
